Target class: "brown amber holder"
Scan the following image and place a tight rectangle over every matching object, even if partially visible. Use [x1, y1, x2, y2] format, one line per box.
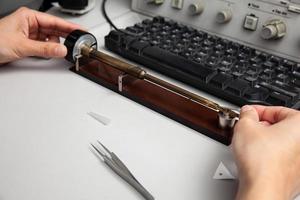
[71, 60, 233, 145]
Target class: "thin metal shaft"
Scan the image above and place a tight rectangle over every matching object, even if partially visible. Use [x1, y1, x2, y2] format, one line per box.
[81, 45, 239, 119]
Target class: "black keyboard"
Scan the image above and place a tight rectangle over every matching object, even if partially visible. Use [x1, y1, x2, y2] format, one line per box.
[105, 16, 300, 109]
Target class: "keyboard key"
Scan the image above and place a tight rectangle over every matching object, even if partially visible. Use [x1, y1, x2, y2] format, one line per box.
[125, 26, 144, 34]
[120, 36, 136, 48]
[129, 41, 150, 55]
[244, 76, 258, 87]
[142, 19, 152, 25]
[282, 60, 296, 70]
[240, 46, 254, 55]
[263, 69, 276, 78]
[259, 52, 269, 61]
[275, 65, 289, 73]
[153, 16, 165, 23]
[260, 81, 298, 100]
[209, 73, 233, 89]
[262, 61, 275, 69]
[274, 81, 300, 100]
[292, 79, 300, 89]
[259, 74, 272, 83]
[246, 70, 258, 77]
[266, 92, 292, 106]
[276, 73, 289, 83]
[249, 63, 262, 73]
[269, 56, 282, 65]
[106, 30, 123, 43]
[244, 86, 269, 102]
[293, 71, 300, 79]
[250, 57, 262, 65]
[226, 79, 250, 96]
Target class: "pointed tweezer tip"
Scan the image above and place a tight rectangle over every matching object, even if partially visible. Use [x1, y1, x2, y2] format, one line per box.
[97, 140, 111, 153]
[90, 143, 105, 157]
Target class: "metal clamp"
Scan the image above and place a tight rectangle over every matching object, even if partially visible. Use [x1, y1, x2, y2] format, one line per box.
[75, 54, 83, 71]
[118, 73, 129, 92]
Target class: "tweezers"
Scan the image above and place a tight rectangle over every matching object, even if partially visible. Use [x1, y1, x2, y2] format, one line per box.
[91, 141, 155, 200]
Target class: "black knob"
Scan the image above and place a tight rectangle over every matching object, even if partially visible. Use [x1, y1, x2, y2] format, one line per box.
[64, 30, 97, 63]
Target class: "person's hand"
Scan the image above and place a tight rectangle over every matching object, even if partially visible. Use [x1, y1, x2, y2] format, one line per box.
[232, 105, 300, 200]
[0, 7, 82, 64]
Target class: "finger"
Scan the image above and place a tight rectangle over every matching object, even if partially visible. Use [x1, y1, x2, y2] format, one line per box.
[233, 106, 259, 140]
[39, 28, 71, 38]
[251, 105, 297, 123]
[32, 10, 84, 37]
[37, 32, 48, 41]
[239, 105, 259, 122]
[47, 35, 60, 43]
[28, 31, 39, 40]
[21, 39, 67, 58]
[259, 121, 271, 126]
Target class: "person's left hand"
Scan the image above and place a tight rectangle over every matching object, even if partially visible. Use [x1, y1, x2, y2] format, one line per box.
[0, 7, 82, 64]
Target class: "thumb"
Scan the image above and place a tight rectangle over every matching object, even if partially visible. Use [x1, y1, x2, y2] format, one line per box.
[239, 105, 259, 122]
[21, 39, 67, 58]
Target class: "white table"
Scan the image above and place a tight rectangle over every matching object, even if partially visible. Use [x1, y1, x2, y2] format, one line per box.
[0, 1, 240, 200]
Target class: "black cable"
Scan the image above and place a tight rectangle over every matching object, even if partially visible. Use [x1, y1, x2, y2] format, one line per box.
[101, 0, 128, 34]
[101, 0, 138, 36]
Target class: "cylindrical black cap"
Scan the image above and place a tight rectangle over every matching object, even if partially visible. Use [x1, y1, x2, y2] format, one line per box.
[64, 30, 96, 63]
[58, 0, 88, 10]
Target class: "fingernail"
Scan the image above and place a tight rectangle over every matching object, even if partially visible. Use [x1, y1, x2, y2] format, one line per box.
[241, 105, 253, 112]
[55, 45, 67, 57]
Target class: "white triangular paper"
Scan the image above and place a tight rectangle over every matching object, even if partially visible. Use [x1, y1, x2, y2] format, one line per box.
[88, 112, 111, 126]
[213, 162, 236, 180]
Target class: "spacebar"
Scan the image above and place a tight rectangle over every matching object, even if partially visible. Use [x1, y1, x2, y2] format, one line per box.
[142, 46, 216, 82]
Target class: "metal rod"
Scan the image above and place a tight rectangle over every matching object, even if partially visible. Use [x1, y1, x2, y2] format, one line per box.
[81, 45, 239, 119]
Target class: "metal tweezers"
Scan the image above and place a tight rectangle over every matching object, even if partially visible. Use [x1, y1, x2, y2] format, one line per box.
[91, 141, 155, 200]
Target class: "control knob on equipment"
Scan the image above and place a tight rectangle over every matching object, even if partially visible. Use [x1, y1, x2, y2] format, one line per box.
[261, 19, 287, 40]
[189, 1, 205, 15]
[216, 9, 233, 23]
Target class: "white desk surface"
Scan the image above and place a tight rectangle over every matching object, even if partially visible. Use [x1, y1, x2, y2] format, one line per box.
[0, 1, 240, 200]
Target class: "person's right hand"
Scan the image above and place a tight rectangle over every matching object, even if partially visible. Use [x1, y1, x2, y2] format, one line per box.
[232, 105, 300, 200]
